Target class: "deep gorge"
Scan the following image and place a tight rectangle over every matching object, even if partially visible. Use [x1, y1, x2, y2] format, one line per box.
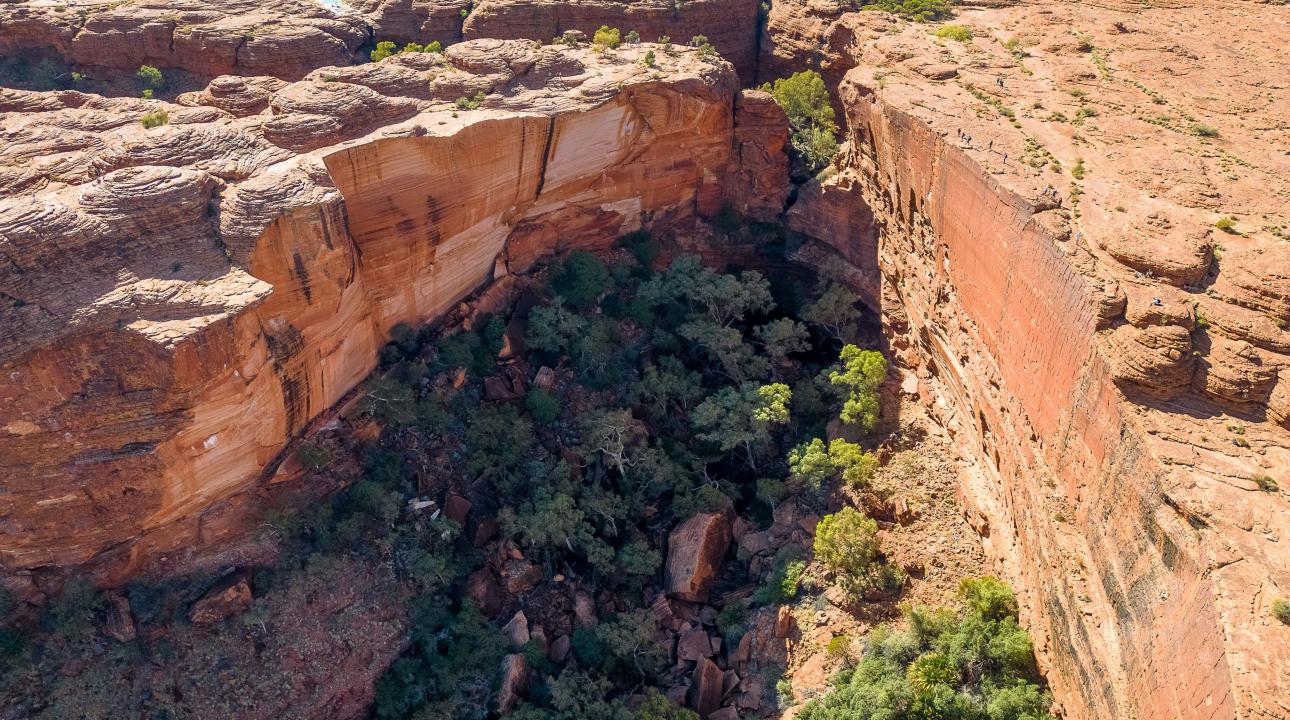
[1, 1, 1287, 719]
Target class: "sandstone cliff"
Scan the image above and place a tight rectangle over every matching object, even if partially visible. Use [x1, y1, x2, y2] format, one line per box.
[0, 0, 760, 83]
[774, 2, 1289, 718]
[0, 39, 740, 575]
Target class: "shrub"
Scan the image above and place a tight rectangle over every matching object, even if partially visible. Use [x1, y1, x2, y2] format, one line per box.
[625, 30, 641, 44]
[1071, 158, 1086, 180]
[136, 64, 164, 92]
[455, 91, 485, 110]
[140, 109, 169, 129]
[1191, 123, 1220, 137]
[524, 387, 560, 424]
[933, 24, 972, 42]
[1273, 599, 1290, 626]
[691, 35, 715, 60]
[753, 552, 807, 605]
[859, 0, 955, 22]
[813, 507, 880, 594]
[594, 25, 622, 50]
[798, 577, 1052, 720]
[642, 49, 656, 67]
[826, 634, 852, 662]
[295, 441, 331, 471]
[1214, 216, 1238, 233]
[371, 40, 398, 61]
[1252, 474, 1278, 492]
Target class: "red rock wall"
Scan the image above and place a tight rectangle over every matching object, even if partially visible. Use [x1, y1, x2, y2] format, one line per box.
[823, 75, 1275, 720]
[0, 80, 735, 576]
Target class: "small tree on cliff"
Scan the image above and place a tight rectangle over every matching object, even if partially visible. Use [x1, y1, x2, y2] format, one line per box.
[828, 344, 887, 432]
[762, 70, 839, 178]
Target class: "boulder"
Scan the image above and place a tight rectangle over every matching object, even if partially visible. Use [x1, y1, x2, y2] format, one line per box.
[690, 656, 724, 717]
[665, 512, 732, 602]
[678, 627, 717, 662]
[188, 575, 252, 625]
[574, 590, 598, 627]
[103, 593, 136, 642]
[548, 634, 572, 664]
[495, 653, 530, 714]
[501, 558, 542, 594]
[466, 569, 504, 618]
[444, 493, 472, 524]
[503, 610, 530, 646]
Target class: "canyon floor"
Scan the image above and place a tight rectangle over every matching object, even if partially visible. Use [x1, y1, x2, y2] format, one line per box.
[1, 0, 1288, 719]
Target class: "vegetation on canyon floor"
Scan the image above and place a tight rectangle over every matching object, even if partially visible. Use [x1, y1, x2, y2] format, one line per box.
[0, 230, 1050, 719]
[799, 577, 1052, 720]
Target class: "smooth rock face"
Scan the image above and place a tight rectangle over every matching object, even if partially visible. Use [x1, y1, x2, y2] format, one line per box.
[0, 41, 739, 574]
[664, 512, 731, 603]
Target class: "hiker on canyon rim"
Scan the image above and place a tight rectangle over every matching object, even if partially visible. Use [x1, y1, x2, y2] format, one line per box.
[997, 76, 1005, 88]
[1152, 297, 1164, 307]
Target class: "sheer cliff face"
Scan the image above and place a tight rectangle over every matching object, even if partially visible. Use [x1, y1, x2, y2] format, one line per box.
[0, 41, 737, 573]
[787, 3, 1288, 719]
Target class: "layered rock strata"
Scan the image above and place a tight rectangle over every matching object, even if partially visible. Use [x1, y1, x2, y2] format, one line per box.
[0, 40, 741, 574]
[776, 2, 1289, 719]
[0, 0, 760, 82]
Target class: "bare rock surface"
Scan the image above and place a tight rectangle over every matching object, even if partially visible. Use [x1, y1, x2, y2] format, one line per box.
[664, 511, 732, 603]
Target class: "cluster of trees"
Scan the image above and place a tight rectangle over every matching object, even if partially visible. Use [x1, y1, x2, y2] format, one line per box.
[799, 577, 1054, 720]
[762, 70, 840, 178]
[345, 237, 882, 717]
[371, 40, 444, 62]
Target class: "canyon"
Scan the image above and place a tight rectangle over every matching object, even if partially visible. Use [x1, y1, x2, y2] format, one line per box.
[1, 1, 1288, 719]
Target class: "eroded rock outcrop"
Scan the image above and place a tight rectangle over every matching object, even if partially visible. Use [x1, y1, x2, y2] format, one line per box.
[0, 0, 761, 83]
[0, 40, 740, 575]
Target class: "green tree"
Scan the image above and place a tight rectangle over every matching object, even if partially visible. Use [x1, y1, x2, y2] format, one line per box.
[136, 64, 164, 93]
[787, 437, 877, 492]
[763, 70, 838, 176]
[813, 507, 880, 595]
[594, 26, 622, 50]
[788, 438, 834, 493]
[525, 387, 560, 424]
[552, 250, 611, 309]
[828, 438, 879, 488]
[753, 383, 792, 424]
[803, 282, 861, 343]
[755, 318, 810, 369]
[371, 40, 398, 61]
[829, 344, 887, 432]
[692, 383, 789, 469]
